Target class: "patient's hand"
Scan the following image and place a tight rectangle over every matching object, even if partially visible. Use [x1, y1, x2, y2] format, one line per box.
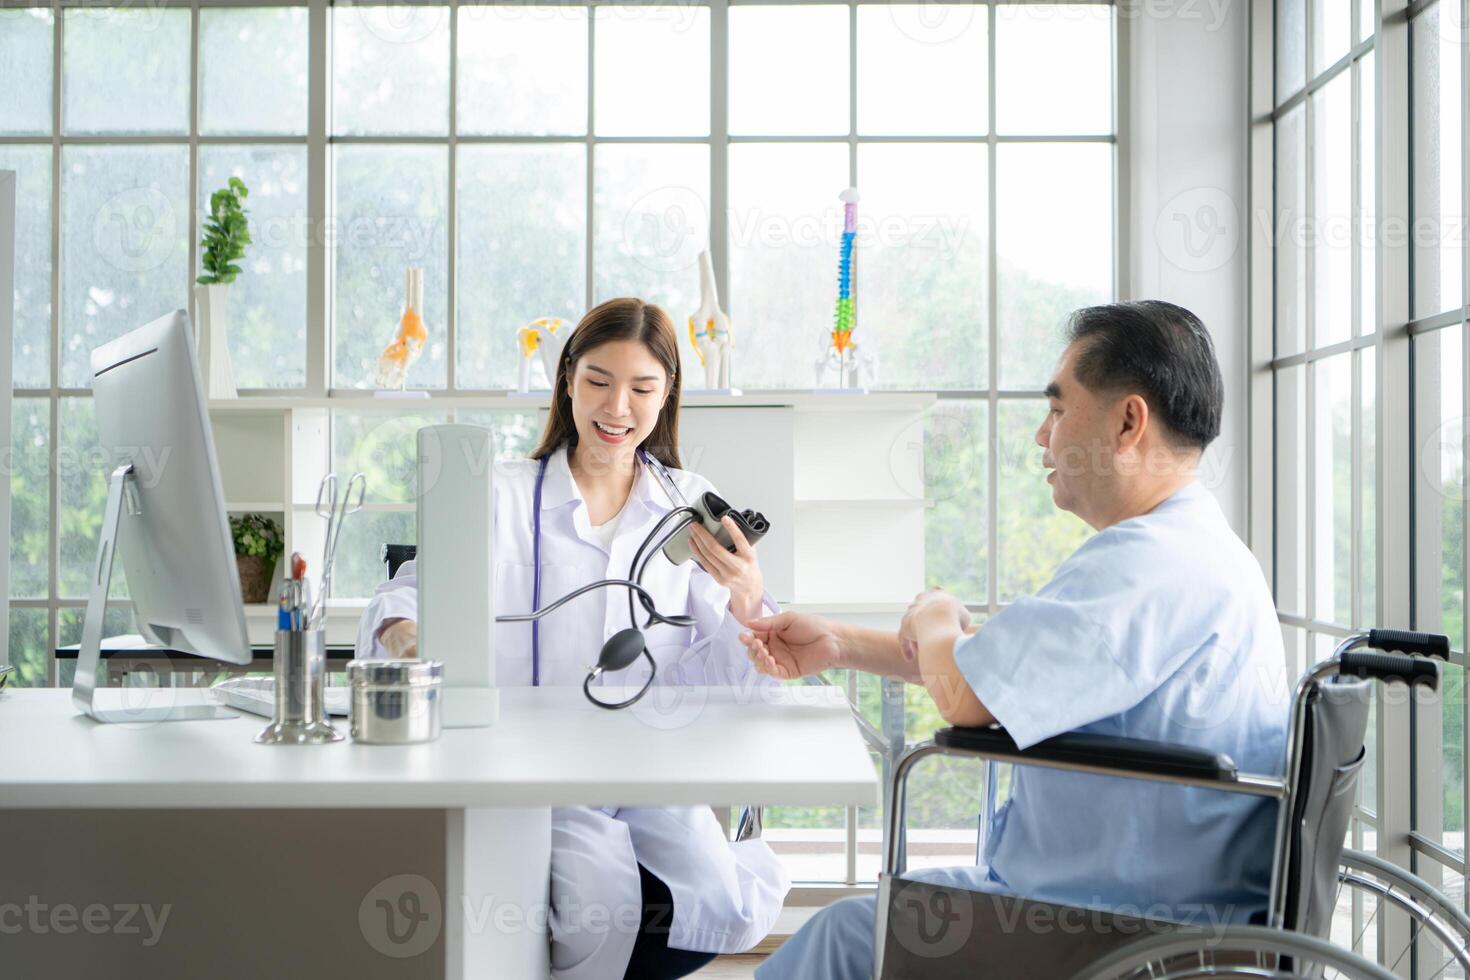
[739, 612, 841, 680]
[898, 588, 970, 661]
[379, 618, 418, 659]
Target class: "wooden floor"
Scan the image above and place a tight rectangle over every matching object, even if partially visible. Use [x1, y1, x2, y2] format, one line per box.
[694, 954, 765, 977]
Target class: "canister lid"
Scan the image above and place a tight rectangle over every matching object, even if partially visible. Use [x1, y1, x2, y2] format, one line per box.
[347, 658, 443, 686]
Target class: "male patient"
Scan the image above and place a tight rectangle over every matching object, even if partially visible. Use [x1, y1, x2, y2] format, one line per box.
[741, 301, 1289, 979]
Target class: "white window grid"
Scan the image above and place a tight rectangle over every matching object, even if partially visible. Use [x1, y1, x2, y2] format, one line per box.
[1259, 0, 1379, 960]
[1401, 0, 1470, 919]
[1256, 0, 1470, 964]
[2, 0, 1122, 889]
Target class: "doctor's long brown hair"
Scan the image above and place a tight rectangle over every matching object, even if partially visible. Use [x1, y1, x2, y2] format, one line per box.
[530, 297, 683, 470]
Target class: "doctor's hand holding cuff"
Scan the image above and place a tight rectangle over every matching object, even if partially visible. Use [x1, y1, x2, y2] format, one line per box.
[687, 517, 766, 625]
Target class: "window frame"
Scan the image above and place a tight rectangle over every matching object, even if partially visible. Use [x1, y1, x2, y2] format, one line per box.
[1253, 0, 1470, 964]
[3, 0, 1124, 892]
[1401, 0, 1470, 948]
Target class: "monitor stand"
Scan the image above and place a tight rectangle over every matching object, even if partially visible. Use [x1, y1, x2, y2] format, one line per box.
[72, 464, 234, 723]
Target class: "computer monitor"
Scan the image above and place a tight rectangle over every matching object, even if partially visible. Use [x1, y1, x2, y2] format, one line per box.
[74, 309, 251, 722]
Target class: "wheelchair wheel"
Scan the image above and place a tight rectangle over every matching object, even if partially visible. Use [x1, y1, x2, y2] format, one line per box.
[1069, 924, 1396, 979]
[1331, 847, 1470, 976]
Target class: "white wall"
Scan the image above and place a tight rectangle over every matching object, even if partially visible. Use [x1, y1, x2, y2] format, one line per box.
[1125, 0, 1250, 533]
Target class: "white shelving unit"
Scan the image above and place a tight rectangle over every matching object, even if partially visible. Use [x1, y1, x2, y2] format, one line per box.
[208, 392, 935, 646]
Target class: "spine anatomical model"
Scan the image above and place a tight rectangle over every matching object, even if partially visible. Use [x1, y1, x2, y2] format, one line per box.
[812, 188, 872, 389]
[832, 188, 858, 361]
[688, 250, 732, 389]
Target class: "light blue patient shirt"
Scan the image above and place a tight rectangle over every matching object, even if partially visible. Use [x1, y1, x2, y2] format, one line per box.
[960, 480, 1289, 921]
[755, 482, 1293, 980]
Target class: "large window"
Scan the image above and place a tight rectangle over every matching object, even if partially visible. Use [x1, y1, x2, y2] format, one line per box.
[3, 0, 1117, 887]
[1262, 0, 1469, 965]
[1407, 0, 1470, 948]
[3, 0, 1116, 666]
[1270, 0, 1378, 662]
[1265, 0, 1381, 956]
[2, 4, 313, 687]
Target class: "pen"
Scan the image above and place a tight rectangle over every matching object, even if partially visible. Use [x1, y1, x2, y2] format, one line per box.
[277, 578, 293, 632]
[299, 577, 313, 631]
[289, 552, 307, 632]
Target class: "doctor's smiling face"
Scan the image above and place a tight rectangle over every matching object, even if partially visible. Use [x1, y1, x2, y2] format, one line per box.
[567, 338, 670, 469]
[532, 296, 686, 481]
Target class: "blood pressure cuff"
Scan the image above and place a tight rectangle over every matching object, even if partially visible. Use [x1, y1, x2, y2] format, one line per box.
[660, 491, 769, 566]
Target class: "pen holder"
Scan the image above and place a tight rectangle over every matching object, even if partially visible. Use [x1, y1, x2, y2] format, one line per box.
[255, 628, 343, 745]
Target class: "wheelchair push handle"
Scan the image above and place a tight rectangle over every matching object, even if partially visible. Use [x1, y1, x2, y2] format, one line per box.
[1367, 629, 1450, 660]
[1339, 652, 1441, 690]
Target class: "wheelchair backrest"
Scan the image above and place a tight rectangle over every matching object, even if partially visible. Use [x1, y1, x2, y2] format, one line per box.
[1281, 676, 1371, 939]
[382, 543, 417, 580]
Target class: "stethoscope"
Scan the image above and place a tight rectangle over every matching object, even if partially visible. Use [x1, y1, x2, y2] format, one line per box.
[493, 446, 704, 709]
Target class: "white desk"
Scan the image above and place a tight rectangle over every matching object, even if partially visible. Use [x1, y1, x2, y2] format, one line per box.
[0, 685, 877, 978]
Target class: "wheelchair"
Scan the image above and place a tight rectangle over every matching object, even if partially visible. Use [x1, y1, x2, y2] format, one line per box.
[873, 629, 1470, 979]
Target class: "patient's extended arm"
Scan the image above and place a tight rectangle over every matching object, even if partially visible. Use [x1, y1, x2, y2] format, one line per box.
[740, 602, 993, 728]
[904, 596, 993, 728]
[738, 613, 919, 680]
[834, 624, 923, 682]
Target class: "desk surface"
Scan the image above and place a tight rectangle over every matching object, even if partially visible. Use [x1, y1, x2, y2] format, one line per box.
[0, 686, 878, 810]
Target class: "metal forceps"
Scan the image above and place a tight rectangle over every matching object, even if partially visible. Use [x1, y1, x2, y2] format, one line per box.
[308, 471, 365, 628]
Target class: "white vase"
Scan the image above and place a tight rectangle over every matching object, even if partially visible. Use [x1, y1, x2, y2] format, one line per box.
[193, 282, 238, 399]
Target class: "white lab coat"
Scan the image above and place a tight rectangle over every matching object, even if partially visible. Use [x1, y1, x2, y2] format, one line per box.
[355, 445, 791, 978]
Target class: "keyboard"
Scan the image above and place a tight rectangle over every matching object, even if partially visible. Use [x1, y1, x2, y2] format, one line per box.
[211, 676, 351, 718]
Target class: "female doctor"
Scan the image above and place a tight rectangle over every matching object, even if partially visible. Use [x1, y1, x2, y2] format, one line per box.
[355, 297, 790, 980]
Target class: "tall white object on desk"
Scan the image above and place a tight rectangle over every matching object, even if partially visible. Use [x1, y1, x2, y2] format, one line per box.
[417, 424, 498, 728]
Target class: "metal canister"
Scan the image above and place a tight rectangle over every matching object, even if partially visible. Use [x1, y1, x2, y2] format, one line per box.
[347, 659, 443, 744]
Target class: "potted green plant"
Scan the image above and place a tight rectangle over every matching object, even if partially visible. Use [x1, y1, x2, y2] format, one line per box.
[230, 513, 283, 605]
[195, 176, 250, 399]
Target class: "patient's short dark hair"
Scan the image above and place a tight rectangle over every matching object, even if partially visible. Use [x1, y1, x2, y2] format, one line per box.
[1065, 301, 1223, 451]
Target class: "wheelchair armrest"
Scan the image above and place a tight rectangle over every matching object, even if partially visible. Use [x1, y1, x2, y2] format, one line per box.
[933, 727, 1239, 782]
